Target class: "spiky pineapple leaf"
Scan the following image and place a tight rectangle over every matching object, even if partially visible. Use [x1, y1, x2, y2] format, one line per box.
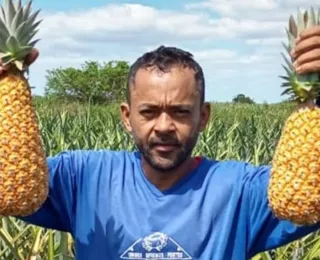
[0, 6, 5, 23]
[1, 55, 14, 65]
[22, 0, 32, 21]
[25, 9, 41, 29]
[304, 9, 308, 26]
[13, 59, 23, 70]
[280, 82, 292, 87]
[296, 74, 307, 82]
[281, 88, 293, 95]
[0, 17, 10, 37]
[285, 28, 291, 39]
[297, 9, 305, 34]
[281, 7, 320, 102]
[300, 84, 313, 92]
[15, 0, 22, 12]
[18, 8, 41, 44]
[289, 15, 297, 37]
[20, 29, 38, 46]
[0, 52, 11, 58]
[15, 45, 32, 59]
[11, 6, 23, 33]
[281, 42, 291, 57]
[0, 0, 42, 71]
[281, 53, 294, 71]
[281, 64, 292, 77]
[310, 72, 320, 82]
[5, 35, 20, 53]
[28, 39, 39, 47]
[285, 28, 296, 50]
[14, 20, 27, 40]
[31, 19, 42, 31]
[279, 75, 291, 80]
[0, 27, 9, 41]
[0, 36, 6, 50]
[4, 0, 16, 28]
[307, 7, 316, 28]
[29, 20, 42, 39]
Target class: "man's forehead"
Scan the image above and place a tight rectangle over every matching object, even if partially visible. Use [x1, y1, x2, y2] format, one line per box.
[131, 81, 198, 101]
[130, 89, 200, 109]
[128, 65, 200, 105]
[135, 65, 196, 77]
[133, 66, 196, 89]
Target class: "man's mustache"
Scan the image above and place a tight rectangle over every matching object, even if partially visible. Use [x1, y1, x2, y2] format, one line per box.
[149, 137, 181, 147]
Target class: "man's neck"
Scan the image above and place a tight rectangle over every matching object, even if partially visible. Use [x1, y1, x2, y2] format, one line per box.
[141, 157, 200, 191]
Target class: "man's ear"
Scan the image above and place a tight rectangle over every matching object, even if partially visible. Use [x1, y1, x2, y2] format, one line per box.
[199, 102, 211, 132]
[120, 102, 132, 132]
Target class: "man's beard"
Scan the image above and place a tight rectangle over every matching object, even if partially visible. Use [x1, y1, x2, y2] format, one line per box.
[134, 133, 199, 172]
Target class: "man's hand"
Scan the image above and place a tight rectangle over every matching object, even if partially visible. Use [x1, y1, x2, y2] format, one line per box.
[291, 25, 320, 74]
[0, 48, 39, 74]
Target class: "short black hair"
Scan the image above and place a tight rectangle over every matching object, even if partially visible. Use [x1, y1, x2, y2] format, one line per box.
[126, 45, 205, 104]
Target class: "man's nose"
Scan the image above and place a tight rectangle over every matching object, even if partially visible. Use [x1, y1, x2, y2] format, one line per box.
[154, 112, 175, 133]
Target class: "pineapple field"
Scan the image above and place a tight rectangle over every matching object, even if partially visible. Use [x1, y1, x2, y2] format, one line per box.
[0, 98, 320, 260]
[0, 0, 319, 258]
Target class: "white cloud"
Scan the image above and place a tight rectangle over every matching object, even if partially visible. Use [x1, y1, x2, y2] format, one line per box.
[36, 3, 277, 73]
[193, 49, 273, 65]
[185, 0, 319, 40]
[246, 38, 284, 46]
[38, 4, 215, 50]
[185, 0, 277, 16]
[185, 0, 319, 18]
[28, 0, 311, 103]
[37, 2, 292, 55]
[193, 49, 237, 60]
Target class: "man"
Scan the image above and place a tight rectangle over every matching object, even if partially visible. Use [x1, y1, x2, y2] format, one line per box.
[3, 26, 320, 259]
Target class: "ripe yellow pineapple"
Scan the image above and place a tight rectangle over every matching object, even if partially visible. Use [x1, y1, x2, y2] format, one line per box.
[268, 7, 320, 225]
[0, 0, 48, 216]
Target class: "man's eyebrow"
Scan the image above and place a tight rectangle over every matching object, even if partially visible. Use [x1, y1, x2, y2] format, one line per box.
[138, 103, 158, 109]
[138, 103, 193, 109]
[171, 104, 193, 108]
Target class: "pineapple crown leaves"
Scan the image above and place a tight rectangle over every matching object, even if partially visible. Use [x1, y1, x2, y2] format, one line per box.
[280, 7, 320, 103]
[0, 0, 41, 71]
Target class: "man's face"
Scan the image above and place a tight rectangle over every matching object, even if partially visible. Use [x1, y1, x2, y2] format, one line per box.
[121, 65, 210, 172]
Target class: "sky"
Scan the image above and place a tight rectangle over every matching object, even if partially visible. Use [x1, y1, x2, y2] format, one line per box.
[25, 0, 319, 103]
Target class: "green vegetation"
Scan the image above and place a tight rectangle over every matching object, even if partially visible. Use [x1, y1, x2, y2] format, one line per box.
[44, 61, 130, 104]
[0, 59, 317, 259]
[232, 94, 255, 104]
[0, 98, 319, 259]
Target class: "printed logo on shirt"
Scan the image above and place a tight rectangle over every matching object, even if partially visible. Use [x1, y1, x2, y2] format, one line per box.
[120, 232, 192, 259]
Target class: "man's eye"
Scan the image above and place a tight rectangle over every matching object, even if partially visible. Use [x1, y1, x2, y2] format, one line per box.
[141, 110, 154, 116]
[176, 110, 189, 115]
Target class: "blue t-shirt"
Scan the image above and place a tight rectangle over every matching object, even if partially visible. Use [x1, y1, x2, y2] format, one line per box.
[19, 149, 320, 259]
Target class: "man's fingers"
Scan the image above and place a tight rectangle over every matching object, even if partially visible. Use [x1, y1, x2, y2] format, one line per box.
[0, 48, 39, 74]
[292, 36, 320, 58]
[297, 25, 320, 42]
[296, 60, 320, 74]
[0, 63, 10, 74]
[294, 48, 320, 67]
[25, 48, 39, 65]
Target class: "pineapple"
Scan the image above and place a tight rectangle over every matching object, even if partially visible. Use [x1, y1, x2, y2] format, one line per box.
[268, 7, 320, 225]
[0, 0, 48, 216]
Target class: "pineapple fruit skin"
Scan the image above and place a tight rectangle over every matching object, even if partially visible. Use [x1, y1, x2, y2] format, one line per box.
[0, 68, 48, 216]
[268, 105, 320, 225]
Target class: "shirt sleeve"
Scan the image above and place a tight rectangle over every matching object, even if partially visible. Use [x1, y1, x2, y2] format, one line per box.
[16, 150, 80, 233]
[243, 163, 320, 258]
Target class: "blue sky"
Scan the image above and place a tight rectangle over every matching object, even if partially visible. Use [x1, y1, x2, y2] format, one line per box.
[27, 0, 318, 103]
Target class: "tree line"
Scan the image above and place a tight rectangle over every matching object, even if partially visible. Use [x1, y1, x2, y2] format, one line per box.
[43, 60, 129, 104]
[41, 60, 255, 104]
